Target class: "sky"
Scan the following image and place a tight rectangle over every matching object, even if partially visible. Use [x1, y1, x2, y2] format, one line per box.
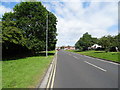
[0, 0, 119, 47]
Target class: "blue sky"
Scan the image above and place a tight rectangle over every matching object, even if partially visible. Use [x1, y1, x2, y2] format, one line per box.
[82, 2, 91, 8]
[0, 0, 118, 47]
[1, 2, 18, 8]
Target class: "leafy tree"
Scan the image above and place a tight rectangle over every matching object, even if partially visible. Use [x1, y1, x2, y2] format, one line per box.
[48, 12, 57, 50]
[13, 2, 57, 52]
[75, 32, 119, 52]
[13, 2, 47, 51]
[2, 26, 26, 45]
[98, 36, 110, 48]
[75, 32, 98, 51]
[114, 33, 120, 50]
[2, 13, 28, 57]
[0, 21, 2, 43]
[98, 35, 119, 52]
[2, 2, 57, 57]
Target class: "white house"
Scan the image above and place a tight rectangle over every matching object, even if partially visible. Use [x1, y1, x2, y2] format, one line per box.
[91, 44, 102, 49]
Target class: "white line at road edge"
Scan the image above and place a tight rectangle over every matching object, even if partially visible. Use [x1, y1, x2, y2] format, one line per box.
[82, 55, 119, 66]
[51, 51, 57, 88]
[84, 61, 107, 72]
[96, 58, 119, 65]
[66, 51, 119, 66]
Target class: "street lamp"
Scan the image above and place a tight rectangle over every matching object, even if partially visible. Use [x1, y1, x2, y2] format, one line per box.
[46, 12, 48, 57]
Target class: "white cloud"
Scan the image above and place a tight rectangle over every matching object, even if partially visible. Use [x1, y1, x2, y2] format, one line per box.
[1, 1, 117, 47]
[41, 0, 119, 2]
[0, 5, 13, 18]
[1, 0, 119, 2]
[43, 1, 118, 46]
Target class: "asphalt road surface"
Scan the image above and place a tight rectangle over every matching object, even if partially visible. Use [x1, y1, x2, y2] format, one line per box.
[54, 50, 119, 88]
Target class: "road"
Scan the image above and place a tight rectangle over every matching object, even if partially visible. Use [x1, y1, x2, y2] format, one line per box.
[54, 50, 119, 88]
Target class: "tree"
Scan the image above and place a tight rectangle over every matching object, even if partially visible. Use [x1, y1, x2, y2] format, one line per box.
[13, 2, 57, 52]
[0, 21, 2, 43]
[75, 32, 119, 52]
[13, 2, 48, 52]
[2, 2, 57, 57]
[48, 12, 57, 50]
[98, 35, 119, 52]
[2, 12, 28, 56]
[75, 32, 98, 51]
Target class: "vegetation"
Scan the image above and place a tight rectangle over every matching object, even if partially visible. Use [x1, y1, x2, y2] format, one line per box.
[79, 51, 119, 62]
[74, 32, 119, 62]
[75, 32, 98, 51]
[98, 35, 119, 52]
[2, 2, 57, 58]
[2, 51, 55, 88]
[67, 50, 119, 62]
[2, 1, 57, 88]
[75, 32, 120, 52]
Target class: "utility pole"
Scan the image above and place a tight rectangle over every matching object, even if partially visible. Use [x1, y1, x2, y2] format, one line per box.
[46, 12, 48, 57]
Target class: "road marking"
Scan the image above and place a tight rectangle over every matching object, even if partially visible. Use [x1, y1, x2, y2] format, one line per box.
[46, 60, 55, 88]
[50, 51, 57, 88]
[87, 56, 119, 65]
[46, 51, 57, 88]
[73, 56, 79, 59]
[39, 59, 53, 88]
[84, 61, 107, 72]
[80, 55, 119, 66]
[66, 51, 119, 66]
[96, 58, 119, 65]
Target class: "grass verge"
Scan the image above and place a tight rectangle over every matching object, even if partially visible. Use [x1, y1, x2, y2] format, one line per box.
[67, 50, 120, 63]
[2, 51, 55, 88]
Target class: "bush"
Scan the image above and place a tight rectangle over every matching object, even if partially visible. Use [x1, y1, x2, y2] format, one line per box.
[109, 47, 117, 52]
[95, 47, 105, 51]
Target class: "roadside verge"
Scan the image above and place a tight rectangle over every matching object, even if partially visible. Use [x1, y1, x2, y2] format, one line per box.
[66, 50, 119, 64]
[79, 53, 120, 64]
[38, 51, 57, 88]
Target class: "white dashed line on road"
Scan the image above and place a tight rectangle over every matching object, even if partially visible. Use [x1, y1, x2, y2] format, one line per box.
[84, 61, 107, 72]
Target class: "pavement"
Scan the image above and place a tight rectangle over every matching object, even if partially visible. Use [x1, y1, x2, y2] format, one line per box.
[54, 50, 119, 88]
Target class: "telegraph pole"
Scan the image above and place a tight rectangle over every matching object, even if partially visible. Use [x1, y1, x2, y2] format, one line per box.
[46, 12, 48, 57]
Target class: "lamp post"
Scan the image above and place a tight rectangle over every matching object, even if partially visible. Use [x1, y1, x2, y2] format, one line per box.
[46, 12, 48, 57]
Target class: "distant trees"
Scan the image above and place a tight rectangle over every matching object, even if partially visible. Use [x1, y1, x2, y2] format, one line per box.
[75, 32, 98, 51]
[2, 2, 57, 57]
[98, 34, 119, 52]
[75, 32, 119, 52]
[115, 34, 120, 51]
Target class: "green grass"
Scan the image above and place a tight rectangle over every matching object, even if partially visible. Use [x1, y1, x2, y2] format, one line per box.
[67, 50, 120, 62]
[2, 51, 55, 88]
